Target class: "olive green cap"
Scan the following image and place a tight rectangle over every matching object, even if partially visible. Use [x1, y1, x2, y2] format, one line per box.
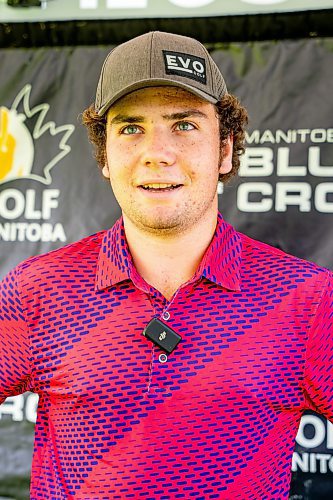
[95, 31, 228, 116]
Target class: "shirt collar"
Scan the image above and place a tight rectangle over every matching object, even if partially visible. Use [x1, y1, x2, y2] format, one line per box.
[95, 217, 138, 291]
[198, 212, 242, 291]
[95, 213, 242, 292]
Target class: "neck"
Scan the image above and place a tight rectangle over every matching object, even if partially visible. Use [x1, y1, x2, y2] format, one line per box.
[123, 212, 218, 300]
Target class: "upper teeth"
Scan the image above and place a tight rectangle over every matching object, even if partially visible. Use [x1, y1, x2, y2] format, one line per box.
[143, 183, 178, 188]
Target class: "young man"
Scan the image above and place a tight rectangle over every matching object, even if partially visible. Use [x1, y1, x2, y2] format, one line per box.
[1, 31, 332, 499]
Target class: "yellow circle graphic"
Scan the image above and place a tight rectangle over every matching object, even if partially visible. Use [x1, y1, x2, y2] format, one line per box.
[0, 107, 34, 183]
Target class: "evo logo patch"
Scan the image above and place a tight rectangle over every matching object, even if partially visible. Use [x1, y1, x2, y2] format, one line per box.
[163, 50, 207, 84]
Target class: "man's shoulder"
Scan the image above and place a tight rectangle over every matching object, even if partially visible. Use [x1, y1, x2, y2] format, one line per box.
[14, 230, 106, 282]
[238, 231, 331, 283]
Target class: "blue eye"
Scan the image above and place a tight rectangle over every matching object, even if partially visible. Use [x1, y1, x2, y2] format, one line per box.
[176, 122, 195, 131]
[122, 125, 142, 135]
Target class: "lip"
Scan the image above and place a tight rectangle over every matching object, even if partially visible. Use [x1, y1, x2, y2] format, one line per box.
[136, 181, 184, 187]
[137, 184, 184, 196]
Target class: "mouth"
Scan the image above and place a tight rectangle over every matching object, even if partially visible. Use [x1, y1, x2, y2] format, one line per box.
[138, 183, 183, 192]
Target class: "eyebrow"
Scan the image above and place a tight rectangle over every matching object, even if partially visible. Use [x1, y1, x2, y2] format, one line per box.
[109, 109, 208, 125]
[110, 114, 145, 125]
[162, 110, 208, 120]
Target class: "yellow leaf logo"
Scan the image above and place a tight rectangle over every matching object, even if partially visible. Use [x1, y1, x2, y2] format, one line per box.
[0, 85, 74, 185]
[0, 107, 17, 181]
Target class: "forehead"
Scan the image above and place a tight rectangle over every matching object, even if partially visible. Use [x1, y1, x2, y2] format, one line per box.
[106, 86, 215, 117]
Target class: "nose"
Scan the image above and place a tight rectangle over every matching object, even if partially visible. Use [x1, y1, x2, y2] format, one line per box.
[140, 129, 176, 167]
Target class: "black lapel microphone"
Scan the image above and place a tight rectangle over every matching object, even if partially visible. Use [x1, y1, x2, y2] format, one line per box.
[143, 318, 182, 354]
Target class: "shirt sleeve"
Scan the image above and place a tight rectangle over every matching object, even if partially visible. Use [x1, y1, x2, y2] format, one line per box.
[303, 270, 333, 421]
[0, 265, 32, 403]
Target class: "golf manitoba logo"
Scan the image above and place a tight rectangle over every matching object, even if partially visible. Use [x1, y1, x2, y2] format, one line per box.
[0, 84, 75, 242]
[163, 51, 207, 84]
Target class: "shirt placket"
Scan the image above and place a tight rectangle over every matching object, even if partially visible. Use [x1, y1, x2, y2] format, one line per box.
[144, 288, 181, 397]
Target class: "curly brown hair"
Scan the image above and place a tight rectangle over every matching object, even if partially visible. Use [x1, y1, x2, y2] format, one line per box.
[81, 92, 248, 183]
[215, 94, 248, 182]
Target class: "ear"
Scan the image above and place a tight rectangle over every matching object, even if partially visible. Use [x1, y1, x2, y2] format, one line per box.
[102, 163, 110, 179]
[219, 135, 233, 175]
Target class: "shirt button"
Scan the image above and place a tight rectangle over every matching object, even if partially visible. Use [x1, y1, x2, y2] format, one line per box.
[162, 311, 170, 321]
[159, 353, 168, 363]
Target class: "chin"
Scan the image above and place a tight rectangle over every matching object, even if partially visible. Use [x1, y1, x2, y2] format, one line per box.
[132, 213, 186, 234]
[142, 219, 183, 233]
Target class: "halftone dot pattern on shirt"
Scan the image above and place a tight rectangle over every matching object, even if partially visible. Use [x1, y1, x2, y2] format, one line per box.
[1, 213, 332, 499]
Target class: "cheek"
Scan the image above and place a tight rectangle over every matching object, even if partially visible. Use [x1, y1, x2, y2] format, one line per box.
[108, 161, 132, 193]
[107, 142, 136, 167]
[109, 167, 124, 186]
[106, 148, 127, 177]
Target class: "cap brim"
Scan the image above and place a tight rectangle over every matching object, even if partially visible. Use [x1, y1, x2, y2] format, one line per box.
[97, 78, 220, 116]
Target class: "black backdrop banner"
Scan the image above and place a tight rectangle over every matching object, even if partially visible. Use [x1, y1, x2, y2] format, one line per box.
[0, 39, 332, 499]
